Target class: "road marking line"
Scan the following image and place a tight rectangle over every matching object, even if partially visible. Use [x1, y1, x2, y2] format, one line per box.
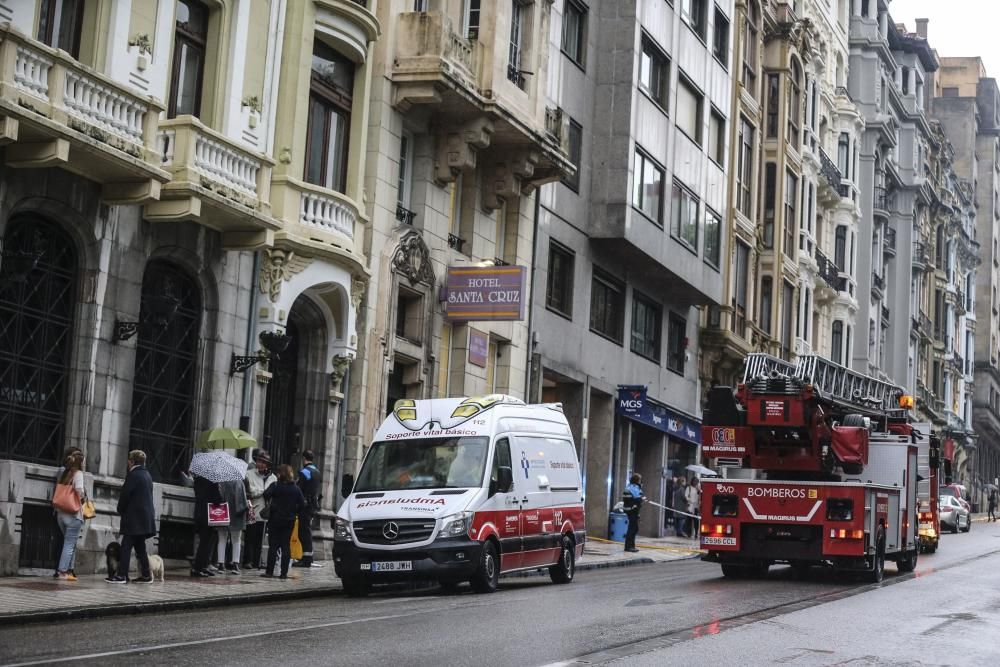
[0, 609, 437, 667]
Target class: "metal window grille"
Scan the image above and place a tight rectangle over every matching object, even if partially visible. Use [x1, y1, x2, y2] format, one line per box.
[0, 219, 77, 465]
[128, 261, 201, 484]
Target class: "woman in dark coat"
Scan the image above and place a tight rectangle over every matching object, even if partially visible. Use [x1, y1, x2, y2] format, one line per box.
[261, 465, 305, 579]
[107, 450, 156, 584]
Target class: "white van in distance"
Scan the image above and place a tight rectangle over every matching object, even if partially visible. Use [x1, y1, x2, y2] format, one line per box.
[333, 395, 586, 596]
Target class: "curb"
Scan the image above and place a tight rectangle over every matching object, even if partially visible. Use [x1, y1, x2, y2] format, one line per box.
[0, 584, 346, 628]
[0, 554, 693, 627]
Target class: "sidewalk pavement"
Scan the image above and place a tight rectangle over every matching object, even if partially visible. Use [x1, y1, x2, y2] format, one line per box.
[0, 536, 701, 626]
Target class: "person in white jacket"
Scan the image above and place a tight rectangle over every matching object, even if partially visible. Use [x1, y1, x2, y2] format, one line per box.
[243, 449, 276, 569]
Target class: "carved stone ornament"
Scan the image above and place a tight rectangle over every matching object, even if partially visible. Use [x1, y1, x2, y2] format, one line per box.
[351, 278, 367, 308]
[330, 354, 352, 391]
[258, 249, 312, 303]
[391, 232, 435, 286]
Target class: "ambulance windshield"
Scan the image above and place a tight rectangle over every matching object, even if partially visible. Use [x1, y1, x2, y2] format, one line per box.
[355, 436, 490, 491]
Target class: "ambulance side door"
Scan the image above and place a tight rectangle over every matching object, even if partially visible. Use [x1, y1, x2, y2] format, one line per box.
[482, 437, 522, 571]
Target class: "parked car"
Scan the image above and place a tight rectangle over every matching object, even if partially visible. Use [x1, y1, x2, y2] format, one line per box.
[939, 495, 971, 533]
[939, 484, 971, 512]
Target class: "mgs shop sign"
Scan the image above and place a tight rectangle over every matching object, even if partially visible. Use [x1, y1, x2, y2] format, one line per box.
[616, 385, 702, 446]
[443, 266, 527, 321]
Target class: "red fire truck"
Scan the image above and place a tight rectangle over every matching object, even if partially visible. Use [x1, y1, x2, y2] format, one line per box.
[700, 353, 937, 581]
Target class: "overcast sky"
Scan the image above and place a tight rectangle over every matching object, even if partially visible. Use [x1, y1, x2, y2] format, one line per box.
[890, 0, 1000, 78]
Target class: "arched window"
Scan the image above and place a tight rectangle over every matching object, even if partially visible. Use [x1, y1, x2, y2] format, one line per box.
[0, 218, 77, 464]
[789, 58, 802, 150]
[129, 261, 201, 483]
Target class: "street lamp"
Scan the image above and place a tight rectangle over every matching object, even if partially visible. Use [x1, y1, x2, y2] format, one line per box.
[114, 290, 182, 342]
[231, 330, 292, 374]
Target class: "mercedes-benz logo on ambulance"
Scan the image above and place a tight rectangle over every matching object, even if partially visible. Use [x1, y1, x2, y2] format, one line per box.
[382, 521, 400, 541]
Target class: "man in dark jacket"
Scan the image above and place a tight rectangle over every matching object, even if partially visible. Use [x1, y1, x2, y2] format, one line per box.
[673, 477, 689, 537]
[293, 450, 321, 567]
[107, 450, 156, 584]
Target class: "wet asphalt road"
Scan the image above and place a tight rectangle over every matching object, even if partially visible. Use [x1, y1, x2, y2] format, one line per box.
[1, 522, 998, 667]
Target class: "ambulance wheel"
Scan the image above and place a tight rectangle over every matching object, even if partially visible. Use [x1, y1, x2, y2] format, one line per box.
[866, 531, 885, 583]
[342, 576, 369, 597]
[549, 535, 575, 584]
[897, 549, 918, 573]
[470, 541, 499, 593]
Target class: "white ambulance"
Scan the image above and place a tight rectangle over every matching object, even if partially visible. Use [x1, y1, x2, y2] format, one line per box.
[333, 395, 585, 596]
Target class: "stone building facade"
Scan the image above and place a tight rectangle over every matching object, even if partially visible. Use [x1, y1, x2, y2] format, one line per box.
[531, 0, 734, 537]
[347, 0, 572, 482]
[933, 57, 1000, 500]
[0, 0, 378, 574]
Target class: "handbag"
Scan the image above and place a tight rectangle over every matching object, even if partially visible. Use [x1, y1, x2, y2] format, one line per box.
[290, 517, 303, 560]
[52, 482, 81, 514]
[82, 497, 96, 520]
[207, 502, 231, 526]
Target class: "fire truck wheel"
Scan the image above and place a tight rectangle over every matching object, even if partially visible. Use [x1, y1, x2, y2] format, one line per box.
[549, 535, 576, 584]
[896, 549, 918, 573]
[790, 561, 811, 579]
[866, 531, 886, 583]
[720, 563, 745, 578]
[470, 540, 500, 593]
[342, 576, 369, 597]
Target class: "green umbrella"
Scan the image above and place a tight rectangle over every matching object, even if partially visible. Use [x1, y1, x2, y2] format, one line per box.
[196, 428, 257, 450]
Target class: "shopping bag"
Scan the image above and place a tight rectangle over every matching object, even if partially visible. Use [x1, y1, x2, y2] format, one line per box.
[290, 517, 303, 560]
[52, 483, 81, 514]
[207, 502, 231, 526]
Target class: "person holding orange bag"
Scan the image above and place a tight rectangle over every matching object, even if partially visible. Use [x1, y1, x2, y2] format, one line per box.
[53, 453, 86, 581]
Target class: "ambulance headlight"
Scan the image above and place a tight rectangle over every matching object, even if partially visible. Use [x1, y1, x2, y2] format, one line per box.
[437, 511, 473, 539]
[334, 517, 352, 541]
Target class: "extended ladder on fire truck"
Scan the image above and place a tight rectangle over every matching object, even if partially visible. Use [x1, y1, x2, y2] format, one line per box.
[742, 353, 904, 417]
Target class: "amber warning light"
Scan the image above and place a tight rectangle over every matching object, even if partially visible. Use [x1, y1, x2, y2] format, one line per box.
[899, 395, 914, 409]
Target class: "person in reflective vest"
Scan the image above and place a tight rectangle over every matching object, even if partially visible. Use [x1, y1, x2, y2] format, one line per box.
[623, 473, 646, 553]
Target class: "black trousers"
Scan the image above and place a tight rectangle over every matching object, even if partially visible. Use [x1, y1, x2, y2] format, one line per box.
[298, 509, 314, 562]
[267, 522, 294, 576]
[193, 524, 215, 571]
[244, 522, 266, 566]
[117, 534, 150, 579]
[625, 511, 640, 550]
[989, 506, 997, 521]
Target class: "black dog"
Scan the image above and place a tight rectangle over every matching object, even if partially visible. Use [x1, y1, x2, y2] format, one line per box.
[105, 541, 124, 580]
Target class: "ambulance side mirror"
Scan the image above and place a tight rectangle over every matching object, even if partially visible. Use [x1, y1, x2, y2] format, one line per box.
[496, 467, 514, 494]
[340, 473, 354, 498]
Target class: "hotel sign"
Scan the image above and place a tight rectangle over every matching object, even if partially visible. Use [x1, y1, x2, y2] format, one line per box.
[443, 266, 527, 321]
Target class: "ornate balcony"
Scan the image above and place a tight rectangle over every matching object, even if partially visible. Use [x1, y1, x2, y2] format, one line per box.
[818, 148, 842, 190]
[873, 186, 895, 218]
[912, 241, 928, 269]
[270, 176, 366, 274]
[815, 248, 847, 293]
[0, 24, 167, 203]
[144, 116, 278, 249]
[883, 227, 896, 256]
[390, 11, 571, 188]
